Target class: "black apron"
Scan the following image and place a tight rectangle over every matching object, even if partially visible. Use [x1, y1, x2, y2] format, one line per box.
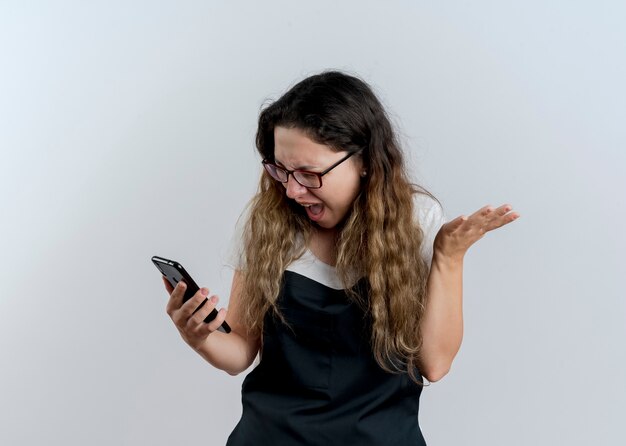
[226, 271, 427, 445]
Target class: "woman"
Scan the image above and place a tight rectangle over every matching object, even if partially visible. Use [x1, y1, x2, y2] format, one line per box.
[163, 70, 519, 445]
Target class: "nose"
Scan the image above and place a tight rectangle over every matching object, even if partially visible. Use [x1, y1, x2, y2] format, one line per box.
[284, 175, 307, 199]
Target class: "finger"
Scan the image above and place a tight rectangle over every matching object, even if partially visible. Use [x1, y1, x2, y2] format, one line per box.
[493, 203, 517, 219]
[443, 215, 467, 232]
[468, 204, 518, 232]
[162, 276, 174, 294]
[452, 205, 493, 241]
[204, 307, 229, 334]
[190, 306, 228, 339]
[496, 203, 512, 215]
[188, 293, 219, 327]
[508, 211, 521, 221]
[494, 211, 520, 228]
[468, 204, 496, 221]
[175, 287, 211, 324]
[486, 204, 521, 230]
[166, 281, 187, 316]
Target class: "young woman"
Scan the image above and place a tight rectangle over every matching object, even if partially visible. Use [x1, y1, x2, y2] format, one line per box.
[163, 70, 519, 445]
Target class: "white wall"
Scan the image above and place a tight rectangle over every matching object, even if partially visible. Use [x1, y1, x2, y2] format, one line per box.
[1, 1, 624, 445]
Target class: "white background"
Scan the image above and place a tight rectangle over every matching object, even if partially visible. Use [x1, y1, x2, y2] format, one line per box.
[1, 1, 624, 445]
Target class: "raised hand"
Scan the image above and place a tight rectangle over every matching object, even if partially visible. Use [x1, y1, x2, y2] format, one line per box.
[433, 203, 520, 261]
[163, 277, 228, 350]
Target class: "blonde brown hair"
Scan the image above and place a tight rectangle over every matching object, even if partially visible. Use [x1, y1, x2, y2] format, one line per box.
[239, 71, 439, 383]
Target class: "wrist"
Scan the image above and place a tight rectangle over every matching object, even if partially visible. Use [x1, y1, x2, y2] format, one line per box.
[431, 251, 464, 269]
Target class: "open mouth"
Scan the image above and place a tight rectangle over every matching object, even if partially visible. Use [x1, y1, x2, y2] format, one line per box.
[299, 202, 324, 221]
[301, 203, 323, 215]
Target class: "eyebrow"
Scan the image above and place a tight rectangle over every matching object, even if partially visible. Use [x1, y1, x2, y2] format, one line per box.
[274, 159, 317, 170]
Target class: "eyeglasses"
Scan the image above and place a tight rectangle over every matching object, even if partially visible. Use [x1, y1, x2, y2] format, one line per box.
[262, 149, 362, 189]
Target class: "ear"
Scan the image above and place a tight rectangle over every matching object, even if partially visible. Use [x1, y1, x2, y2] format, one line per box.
[352, 151, 366, 174]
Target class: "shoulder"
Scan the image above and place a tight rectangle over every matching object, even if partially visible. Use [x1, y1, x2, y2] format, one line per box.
[412, 191, 446, 229]
[412, 191, 447, 266]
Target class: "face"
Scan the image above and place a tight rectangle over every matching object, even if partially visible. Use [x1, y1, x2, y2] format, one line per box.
[273, 126, 363, 231]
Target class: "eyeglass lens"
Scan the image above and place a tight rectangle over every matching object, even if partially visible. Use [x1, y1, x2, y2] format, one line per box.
[264, 164, 321, 188]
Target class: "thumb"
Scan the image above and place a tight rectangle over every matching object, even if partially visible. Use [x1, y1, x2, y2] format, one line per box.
[444, 215, 466, 232]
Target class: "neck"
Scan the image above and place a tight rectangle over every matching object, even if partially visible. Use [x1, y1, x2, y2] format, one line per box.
[309, 226, 339, 266]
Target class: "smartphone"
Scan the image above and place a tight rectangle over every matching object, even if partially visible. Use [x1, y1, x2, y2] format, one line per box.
[152, 255, 231, 334]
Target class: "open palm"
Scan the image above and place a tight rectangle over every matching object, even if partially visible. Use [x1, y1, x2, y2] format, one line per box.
[434, 203, 520, 260]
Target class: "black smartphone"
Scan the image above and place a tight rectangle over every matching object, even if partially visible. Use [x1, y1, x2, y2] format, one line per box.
[152, 255, 231, 334]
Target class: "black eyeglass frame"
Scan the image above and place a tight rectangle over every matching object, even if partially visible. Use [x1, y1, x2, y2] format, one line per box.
[262, 149, 362, 189]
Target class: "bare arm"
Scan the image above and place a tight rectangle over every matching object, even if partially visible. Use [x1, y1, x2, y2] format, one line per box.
[164, 270, 260, 376]
[418, 204, 520, 382]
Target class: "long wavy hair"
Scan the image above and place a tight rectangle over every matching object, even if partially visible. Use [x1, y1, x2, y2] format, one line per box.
[239, 70, 439, 383]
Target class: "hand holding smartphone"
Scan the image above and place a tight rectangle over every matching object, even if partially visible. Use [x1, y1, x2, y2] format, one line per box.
[152, 255, 231, 334]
